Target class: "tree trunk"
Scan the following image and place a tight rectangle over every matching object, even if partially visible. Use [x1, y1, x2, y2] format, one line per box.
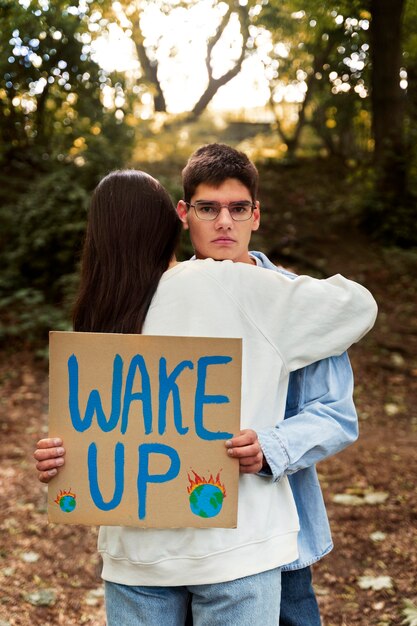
[362, 0, 417, 246]
[134, 39, 167, 113]
[370, 0, 407, 195]
[128, 5, 167, 113]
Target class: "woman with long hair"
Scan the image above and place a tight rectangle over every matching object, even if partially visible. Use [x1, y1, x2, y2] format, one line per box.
[35, 168, 376, 625]
[72, 169, 182, 334]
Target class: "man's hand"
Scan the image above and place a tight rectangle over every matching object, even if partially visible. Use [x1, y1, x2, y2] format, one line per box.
[225, 429, 265, 474]
[34, 438, 66, 483]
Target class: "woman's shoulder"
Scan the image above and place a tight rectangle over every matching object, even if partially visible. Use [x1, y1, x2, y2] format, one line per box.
[160, 258, 286, 287]
[160, 258, 229, 279]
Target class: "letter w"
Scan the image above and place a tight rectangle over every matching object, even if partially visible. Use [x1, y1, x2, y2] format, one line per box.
[68, 354, 123, 432]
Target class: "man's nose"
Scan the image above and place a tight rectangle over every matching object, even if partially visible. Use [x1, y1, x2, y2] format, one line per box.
[215, 206, 234, 227]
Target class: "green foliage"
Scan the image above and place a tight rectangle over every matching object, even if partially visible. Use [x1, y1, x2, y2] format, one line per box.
[0, 166, 85, 346]
[256, 0, 372, 157]
[351, 152, 417, 249]
[0, 288, 71, 349]
[361, 191, 417, 248]
[0, 0, 134, 168]
[3, 168, 88, 294]
[1, 0, 416, 347]
[402, 600, 417, 626]
[0, 0, 136, 347]
[255, 0, 416, 246]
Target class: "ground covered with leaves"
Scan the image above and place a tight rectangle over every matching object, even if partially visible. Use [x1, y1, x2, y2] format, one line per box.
[0, 159, 416, 625]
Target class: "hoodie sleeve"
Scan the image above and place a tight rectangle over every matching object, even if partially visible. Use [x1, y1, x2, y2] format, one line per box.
[230, 263, 377, 373]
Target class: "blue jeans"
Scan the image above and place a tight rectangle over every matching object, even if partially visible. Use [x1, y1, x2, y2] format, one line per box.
[279, 567, 321, 626]
[105, 567, 282, 626]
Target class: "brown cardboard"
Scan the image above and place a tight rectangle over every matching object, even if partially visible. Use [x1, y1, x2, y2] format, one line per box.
[48, 331, 241, 528]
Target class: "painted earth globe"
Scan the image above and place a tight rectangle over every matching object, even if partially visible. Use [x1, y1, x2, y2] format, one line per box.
[59, 495, 77, 513]
[189, 483, 224, 518]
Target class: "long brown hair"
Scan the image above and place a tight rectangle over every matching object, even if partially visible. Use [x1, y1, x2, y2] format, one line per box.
[73, 170, 182, 334]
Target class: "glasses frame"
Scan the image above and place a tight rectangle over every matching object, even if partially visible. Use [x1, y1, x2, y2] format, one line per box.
[185, 200, 256, 222]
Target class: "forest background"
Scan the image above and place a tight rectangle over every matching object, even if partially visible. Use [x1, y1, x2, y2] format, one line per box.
[0, 1, 416, 625]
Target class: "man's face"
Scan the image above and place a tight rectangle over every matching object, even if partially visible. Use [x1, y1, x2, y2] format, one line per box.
[177, 178, 260, 264]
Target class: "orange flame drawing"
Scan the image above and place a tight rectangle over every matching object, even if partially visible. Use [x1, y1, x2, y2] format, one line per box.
[187, 470, 226, 497]
[54, 488, 76, 505]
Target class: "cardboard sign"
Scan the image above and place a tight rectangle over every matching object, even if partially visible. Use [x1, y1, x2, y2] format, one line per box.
[48, 331, 241, 528]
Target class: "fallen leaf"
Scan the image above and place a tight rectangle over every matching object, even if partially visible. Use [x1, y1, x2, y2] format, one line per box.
[21, 551, 40, 563]
[390, 353, 405, 367]
[370, 531, 387, 542]
[384, 403, 400, 416]
[1, 567, 15, 577]
[333, 494, 364, 506]
[372, 600, 385, 610]
[0, 468, 16, 479]
[85, 586, 104, 606]
[357, 575, 393, 591]
[363, 492, 389, 504]
[333, 491, 389, 506]
[24, 588, 57, 607]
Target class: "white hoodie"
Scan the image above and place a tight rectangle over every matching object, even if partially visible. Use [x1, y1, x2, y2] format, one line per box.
[99, 259, 377, 586]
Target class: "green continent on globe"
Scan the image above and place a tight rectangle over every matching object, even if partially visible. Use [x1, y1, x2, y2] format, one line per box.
[189, 484, 224, 518]
[60, 495, 76, 513]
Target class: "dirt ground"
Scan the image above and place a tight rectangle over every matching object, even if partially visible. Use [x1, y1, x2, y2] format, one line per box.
[0, 178, 416, 625]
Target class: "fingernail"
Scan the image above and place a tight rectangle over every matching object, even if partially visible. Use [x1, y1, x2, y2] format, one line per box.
[225, 440, 232, 448]
[56, 457, 64, 466]
[53, 438, 62, 445]
[56, 447, 65, 456]
[227, 448, 233, 456]
[48, 469, 57, 476]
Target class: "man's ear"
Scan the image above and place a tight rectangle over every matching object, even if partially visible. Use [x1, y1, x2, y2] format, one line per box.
[252, 201, 261, 232]
[176, 201, 189, 230]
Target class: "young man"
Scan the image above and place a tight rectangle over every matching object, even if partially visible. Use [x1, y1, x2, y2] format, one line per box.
[177, 143, 360, 626]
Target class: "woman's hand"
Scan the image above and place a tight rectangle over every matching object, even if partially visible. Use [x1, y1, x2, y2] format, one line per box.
[34, 438, 66, 483]
[225, 429, 266, 474]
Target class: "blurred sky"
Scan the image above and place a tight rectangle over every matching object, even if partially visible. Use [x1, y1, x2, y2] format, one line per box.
[92, 2, 274, 113]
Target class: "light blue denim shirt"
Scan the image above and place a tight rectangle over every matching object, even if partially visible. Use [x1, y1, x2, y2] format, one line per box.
[251, 251, 359, 571]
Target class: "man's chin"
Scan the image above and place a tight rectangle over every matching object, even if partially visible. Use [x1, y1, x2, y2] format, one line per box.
[210, 252, 237, 262]
[196, 250, 233, 261]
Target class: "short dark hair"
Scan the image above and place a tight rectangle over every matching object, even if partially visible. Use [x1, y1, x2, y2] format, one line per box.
[182, 143, 259, 203]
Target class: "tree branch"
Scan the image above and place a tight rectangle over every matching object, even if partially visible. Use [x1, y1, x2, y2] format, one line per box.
[187, 3, 250, 120]
[269, 33, 337, 155]
[205, 5, 232, 77]
[123, 3, 167, 113]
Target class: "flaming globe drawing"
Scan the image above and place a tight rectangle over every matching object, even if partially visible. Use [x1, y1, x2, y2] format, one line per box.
[54, 489, 77, 513]
[187, 470, 226, 518]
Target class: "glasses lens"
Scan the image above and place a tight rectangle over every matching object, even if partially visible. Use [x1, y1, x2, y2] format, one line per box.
[228, 201, 253, 221]
[194, 201, 220, 220]
[193, 200, 254, 221]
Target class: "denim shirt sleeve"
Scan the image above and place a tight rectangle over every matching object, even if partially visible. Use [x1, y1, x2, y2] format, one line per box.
[257, 354, 358, 481]
[250, 251, 359, 483]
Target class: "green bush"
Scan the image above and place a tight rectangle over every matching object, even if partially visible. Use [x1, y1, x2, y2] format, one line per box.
[0, 165, 88, 346]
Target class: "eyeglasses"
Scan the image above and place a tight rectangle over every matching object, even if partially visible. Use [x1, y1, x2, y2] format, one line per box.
[185, 200, 255, 222]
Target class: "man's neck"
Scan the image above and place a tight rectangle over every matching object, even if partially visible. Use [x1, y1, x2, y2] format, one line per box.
[193, 253, 257, 265]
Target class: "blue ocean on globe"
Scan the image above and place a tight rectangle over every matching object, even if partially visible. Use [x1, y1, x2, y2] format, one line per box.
[189, 483, 224, 518]
[60, 495, 76, 513]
